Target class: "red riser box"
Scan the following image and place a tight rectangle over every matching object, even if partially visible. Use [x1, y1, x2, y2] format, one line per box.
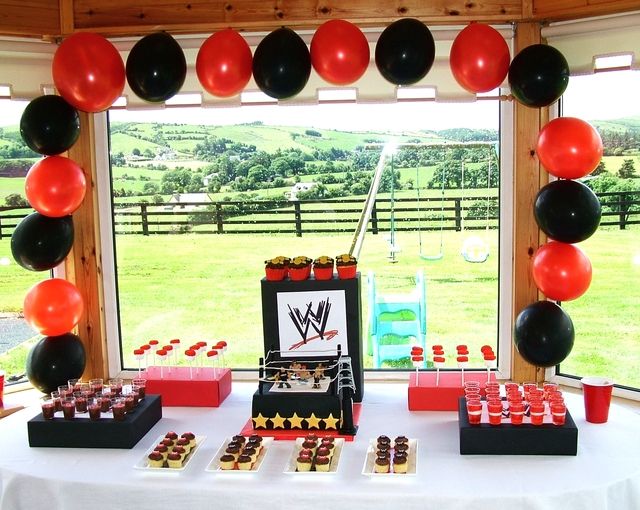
[144, 366, 232, 407]
[408, 371, 497, 411]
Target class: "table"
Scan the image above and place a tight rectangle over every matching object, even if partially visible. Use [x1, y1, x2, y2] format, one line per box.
[1, 382, 639, 510]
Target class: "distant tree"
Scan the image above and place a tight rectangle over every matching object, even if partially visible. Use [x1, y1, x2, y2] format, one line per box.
[187, 174, 204, 193]
[591, 160, 607, 177]
[270, 157, 292, 178]
[247, 164, 272, 184]
[153, 194, 164, 204]
[161, 169, 192, 194]
[132, 148, 141, 156]
[297, 183, 329, 199]
[143, 182, 160, 195]
[5, 193, 28, 207]
[305, 129, 322, 137]
[143, 148, 155, 159]
[207, 177, 222, 193]
[111, 151, 126, 166]
[617, 159, 637, 179]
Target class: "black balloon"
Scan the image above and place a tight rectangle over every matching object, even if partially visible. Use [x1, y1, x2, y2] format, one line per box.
[534, 179, 601, 243]
[508, 44, 569, 108]
[126, 32, 186, 103]
[375, 18, 435, 86]
[26, 333, 86, 394]
[252, 27, 311, 100]
[20, 95, 80, 155]
[514, 300, 575, 368]
[11, 213, 74, 271]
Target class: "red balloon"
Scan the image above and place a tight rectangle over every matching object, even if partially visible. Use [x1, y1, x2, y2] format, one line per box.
[24, 278, 84, 336]
[311, 19, 370, 85]
[450, 23, 510, 93]
[52, 33, 125, 113]
[536, 117, 604, 179]
[196, 29, 252, 97]
[532, 241, 593, 301]
[25, 156, 86, 217]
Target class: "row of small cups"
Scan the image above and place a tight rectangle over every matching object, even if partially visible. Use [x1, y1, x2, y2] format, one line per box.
[465, 381, 567, 426]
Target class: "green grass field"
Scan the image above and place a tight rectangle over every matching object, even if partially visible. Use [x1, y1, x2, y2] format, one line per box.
[1, 226, 638, 388]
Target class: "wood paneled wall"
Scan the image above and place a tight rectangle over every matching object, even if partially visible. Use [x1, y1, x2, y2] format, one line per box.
[0, 1, 60, 37]
[69, 0, 522, 36]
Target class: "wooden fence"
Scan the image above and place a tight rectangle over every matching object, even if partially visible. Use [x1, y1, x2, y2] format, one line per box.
[1, 190, 638, 239]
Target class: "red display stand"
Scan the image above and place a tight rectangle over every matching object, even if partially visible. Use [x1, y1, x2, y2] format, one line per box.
[408, 371, 497, 411]
[238, 403, 362, 441]
[144, 366, 232, 407]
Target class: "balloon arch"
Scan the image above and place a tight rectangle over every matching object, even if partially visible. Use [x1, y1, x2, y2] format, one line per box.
[12, 18, 603, 388]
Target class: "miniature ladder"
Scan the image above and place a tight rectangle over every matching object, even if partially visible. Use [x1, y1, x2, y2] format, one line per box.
[336, 356, 356, 395]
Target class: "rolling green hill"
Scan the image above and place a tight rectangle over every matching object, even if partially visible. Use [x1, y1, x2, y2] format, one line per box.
[592, 117, 640, 133]
[108, 121, 450, 156]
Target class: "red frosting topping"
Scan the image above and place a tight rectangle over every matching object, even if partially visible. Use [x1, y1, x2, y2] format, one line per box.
[433, 356, 446, 362]
[457, 356, 469, 362]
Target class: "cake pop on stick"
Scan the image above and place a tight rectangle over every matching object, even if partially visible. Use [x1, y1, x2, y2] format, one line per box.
[207, 349, 219, 378]
[185, 349, 197, 379]
[215, 341, 227, 367]
[140, 344, 151, 370]
[411, 355, 424, 385]
[156, 349, 168, 378]
[163, 345, 174, 372]
[133, 349, 145, 377]
[410, 346, 424, 385]
[483, 352, 497, 383]
[170, 339, 181, 365]
[196, 341, 208, 369]
[148, 339, 159, 365]
[457, 355, 469, 386]
[433, 356, 446, 386]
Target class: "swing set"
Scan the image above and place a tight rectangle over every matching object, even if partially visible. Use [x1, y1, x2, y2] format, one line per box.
[350, 141, 498, 264]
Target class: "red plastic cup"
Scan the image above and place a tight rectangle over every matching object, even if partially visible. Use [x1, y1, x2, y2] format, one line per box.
[509, 402, 524, 425]
[487, 402, 503, 426]
[551, 402, 567, 426]
[466, 400, 483, 425]
[581, 376, 614, 423]
[530, 402, 545, 425]
[504, 382, 519, 394]
[41, 398, 55, 420]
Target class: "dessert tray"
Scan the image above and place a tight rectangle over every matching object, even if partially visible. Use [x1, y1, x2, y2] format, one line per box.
[283, 437, 345, 474]
[361, 438, 418, 476]
[206, 437, 274, 473]
[134, 434, 206, 471]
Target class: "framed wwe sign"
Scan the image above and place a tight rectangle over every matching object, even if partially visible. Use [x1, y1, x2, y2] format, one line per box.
[260, 274, 364, 402]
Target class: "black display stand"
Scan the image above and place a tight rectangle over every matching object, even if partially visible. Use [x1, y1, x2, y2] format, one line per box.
[261, 274, 364, 402]
[28, 395, 162, 449]
[458, 398, 578, 456]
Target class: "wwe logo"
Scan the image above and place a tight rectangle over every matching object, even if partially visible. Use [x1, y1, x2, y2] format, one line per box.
[288, 298, 338, 350]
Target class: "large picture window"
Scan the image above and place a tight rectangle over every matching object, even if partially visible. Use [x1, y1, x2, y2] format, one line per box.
[557, 69, 640, 392]
[105, 98, 506, 373]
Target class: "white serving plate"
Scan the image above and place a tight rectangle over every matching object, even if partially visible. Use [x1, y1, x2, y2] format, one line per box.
[205, 436, 274, 473]
[361, 438, 418, 476]
[134, 434, 206, 471]
[283, 437, 345, 474]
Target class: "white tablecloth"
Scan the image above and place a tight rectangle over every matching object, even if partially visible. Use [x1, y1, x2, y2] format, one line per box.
[1, 382, 639, 510]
